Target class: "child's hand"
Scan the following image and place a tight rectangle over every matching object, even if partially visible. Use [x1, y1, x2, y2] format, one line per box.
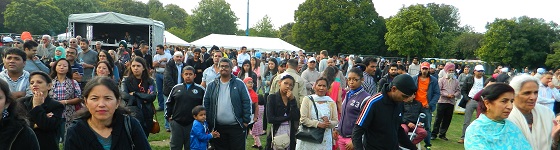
[211, 130, 220, 138]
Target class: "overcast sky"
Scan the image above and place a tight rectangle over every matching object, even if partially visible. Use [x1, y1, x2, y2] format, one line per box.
[142, 0, 559, 33]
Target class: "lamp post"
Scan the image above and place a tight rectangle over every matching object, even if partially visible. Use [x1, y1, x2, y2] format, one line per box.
[246, 0, 249, 36]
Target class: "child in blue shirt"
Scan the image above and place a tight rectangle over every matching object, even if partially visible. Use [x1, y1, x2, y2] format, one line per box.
[190, 106, 220, 150]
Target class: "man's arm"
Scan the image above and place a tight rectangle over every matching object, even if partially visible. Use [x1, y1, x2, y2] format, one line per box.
[33, 60, 50, 73]
[162, 64, 174, 96]
[352, 125, 366, 150]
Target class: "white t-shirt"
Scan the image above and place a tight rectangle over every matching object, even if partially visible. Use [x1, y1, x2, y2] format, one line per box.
[468, 77, 484, 98]
[153, 53, 172, 73]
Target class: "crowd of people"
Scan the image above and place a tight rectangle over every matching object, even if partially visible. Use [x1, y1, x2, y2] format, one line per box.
[2, 33, 560, 150]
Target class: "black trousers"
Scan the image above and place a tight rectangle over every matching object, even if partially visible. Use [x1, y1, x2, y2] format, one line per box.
[262, 93, 269, 130]
[211, 124, 247, 150]
[431, 103, 454, 137]
[170, 120, 192, 150]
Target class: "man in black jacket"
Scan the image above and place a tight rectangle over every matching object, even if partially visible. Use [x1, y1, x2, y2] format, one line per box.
[163, 52, 185, 97]
[165, 66, 205, 150]
[458, 65, 487, 144]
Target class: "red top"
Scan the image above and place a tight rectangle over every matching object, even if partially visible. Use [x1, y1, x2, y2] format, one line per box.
[249, 89, 258, 103]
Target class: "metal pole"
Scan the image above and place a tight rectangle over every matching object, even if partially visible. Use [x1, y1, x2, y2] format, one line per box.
[246, 0, 249, 36]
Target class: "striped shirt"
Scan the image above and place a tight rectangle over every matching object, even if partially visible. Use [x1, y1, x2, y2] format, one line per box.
[363, 72, 377, 95]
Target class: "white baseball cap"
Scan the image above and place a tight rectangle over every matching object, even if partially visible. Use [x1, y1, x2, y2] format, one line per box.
[308, 57, 316, 63]
[474, 65, 484, 71]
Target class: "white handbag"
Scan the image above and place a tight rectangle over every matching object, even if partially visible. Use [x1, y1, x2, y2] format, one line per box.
[272, 124, 290, 149]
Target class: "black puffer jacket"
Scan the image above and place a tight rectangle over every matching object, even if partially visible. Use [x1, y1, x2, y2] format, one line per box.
[402, 100, 424, 124]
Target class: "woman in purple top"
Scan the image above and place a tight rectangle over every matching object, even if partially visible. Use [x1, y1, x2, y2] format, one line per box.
[333, 64, 371, 150]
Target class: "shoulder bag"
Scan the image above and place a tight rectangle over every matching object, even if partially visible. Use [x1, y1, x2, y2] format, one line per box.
[124, 114, 136, 149]
[272, 124, 290, 149]
[295, 96, 326, 144]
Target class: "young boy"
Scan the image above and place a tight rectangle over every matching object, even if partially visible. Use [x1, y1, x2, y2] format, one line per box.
[190, 106, 219, 150]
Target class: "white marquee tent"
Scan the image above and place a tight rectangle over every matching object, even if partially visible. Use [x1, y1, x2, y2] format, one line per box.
[164, 31, 189, 46]
[190, 34, 303, 52]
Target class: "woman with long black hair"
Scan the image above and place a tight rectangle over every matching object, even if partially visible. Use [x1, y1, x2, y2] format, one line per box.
[238, 60, 258, 90]
[0, 79, 39, 149]
[121, 57, 156, 137]
[262, 59, 278, 130]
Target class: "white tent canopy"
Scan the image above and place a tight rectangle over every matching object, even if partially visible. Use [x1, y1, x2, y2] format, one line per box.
[164, 31, 189, 46]
[68, 12, 157, 25]
[57, 32, 71, 41]
[190, 34, 303, 52]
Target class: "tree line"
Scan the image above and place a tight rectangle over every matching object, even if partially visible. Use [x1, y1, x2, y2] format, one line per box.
[2, 0, 559, 68]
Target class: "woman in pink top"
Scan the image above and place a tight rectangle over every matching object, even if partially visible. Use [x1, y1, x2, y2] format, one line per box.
[323, 66, 342, 118]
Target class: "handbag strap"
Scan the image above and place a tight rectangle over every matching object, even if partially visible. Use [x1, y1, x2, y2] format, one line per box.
[124, 114, 136, 149]
[308, 96, 320, 120]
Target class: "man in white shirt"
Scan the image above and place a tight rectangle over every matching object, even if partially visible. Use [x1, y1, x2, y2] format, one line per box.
[153, 45, 172, 111]
[408, 57, 420, 76]
[237, 46, 251, 67]
[458, 65, 487, 144]
[537, 72, 560, 111]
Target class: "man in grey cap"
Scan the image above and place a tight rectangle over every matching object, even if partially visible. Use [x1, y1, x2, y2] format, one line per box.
[352, 74, 418, 150]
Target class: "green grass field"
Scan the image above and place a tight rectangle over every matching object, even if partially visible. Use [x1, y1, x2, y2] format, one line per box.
[148, 100, 474, 150]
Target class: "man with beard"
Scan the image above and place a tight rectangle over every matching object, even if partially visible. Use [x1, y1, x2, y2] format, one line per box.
[203, 58, 251, 150]
[77, 39, 98, 83]
[431, 63, 460, 141]
[186, 48, 206, 84]
[377, 63, 398, 93]
[412, 62, 441, 149]
[201, 50, 223, 88]
[408, 57, 420, 76]
[153, 45, 172, 111]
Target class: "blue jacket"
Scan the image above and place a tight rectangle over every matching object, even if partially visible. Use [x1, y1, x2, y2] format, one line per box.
[203, 74, 252, 130]
[412, 75, 441, 112]
[190, 120, 212, 150]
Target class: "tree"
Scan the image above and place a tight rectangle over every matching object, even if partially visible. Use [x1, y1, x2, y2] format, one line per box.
[249, 15, 278, 38]
[4, 0, 66, 34]
[164, 4, 188, 29]
[477, 17, 559, 68]
[0, 0, 12, 32]
[545, 42, 560, 69]
[187, 0, 238, 41]
[102, 0, 149, 18]
[167, 26, 191, 42]
[150, 9, 175, 29]
[385, 4, 439, 58]
[147, 0, 163, 14]
[426, 3, 462, 58]
[293, 0, 386, 54]
[278, 22, 295, 44]
[450, 32, 483, 59]
[53, 0, 99, 21]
